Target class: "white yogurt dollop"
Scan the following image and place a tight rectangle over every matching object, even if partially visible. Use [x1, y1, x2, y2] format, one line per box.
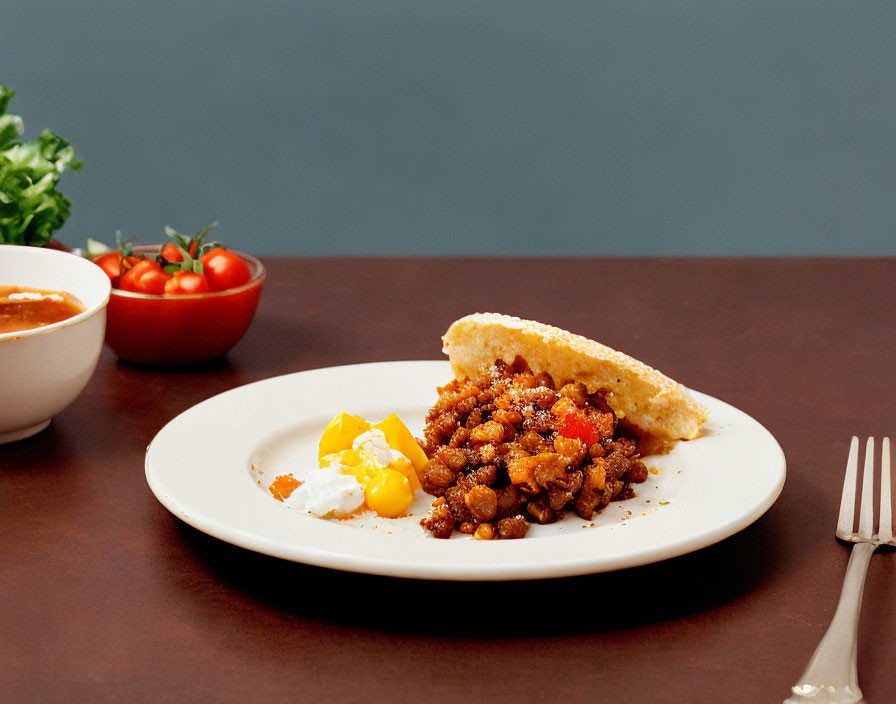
[285, 460, 364, 518]
[352, 428, 409, 466]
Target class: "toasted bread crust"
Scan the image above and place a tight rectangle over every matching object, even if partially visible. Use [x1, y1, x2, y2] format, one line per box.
[442, 313, 708, 446]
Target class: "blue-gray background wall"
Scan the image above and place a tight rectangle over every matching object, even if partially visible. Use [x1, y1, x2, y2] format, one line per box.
[4, 1, 895, 255]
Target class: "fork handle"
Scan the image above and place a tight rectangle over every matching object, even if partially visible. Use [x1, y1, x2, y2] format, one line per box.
[784, 541, 876, 704]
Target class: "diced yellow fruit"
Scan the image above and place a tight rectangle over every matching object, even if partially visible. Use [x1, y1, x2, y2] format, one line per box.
[319, 413, 371, 459]
[389, 455, 421, 492]
[364, 468, 413, 518]
[373, 413, 428, 476]
[336, 449, 362, 466]
[337, 450, 380, 484]
[319, 449, 360, 469]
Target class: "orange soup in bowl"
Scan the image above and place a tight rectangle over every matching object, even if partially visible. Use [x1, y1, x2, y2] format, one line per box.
[0, 285, 85, 334]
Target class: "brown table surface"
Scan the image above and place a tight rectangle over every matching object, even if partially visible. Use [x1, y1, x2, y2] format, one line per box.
[3, 257, 896, 703]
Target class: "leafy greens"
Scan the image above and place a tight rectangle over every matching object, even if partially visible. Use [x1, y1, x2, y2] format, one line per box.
[0, 87, 82, 246]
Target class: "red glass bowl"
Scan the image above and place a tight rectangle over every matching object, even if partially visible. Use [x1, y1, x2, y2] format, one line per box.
[104, 246, 265, 365]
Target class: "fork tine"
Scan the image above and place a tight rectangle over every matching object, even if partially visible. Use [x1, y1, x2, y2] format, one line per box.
[880, 437, 893, 543]
[837, 436, 860, 537]
[858, 437, 875, 539]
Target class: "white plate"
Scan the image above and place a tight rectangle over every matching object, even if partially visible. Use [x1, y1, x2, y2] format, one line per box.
[145, 361, 786, 581]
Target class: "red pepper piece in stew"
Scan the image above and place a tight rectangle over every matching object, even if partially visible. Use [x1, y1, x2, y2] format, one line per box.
[558, 413, 603, 446]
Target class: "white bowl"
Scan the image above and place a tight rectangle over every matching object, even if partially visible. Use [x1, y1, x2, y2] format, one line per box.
[0, 245, 111, 443]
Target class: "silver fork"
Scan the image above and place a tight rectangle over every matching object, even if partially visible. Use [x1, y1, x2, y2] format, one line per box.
[785, 436, 894, 704]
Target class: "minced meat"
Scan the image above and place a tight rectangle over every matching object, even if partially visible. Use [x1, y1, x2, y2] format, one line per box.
[419, 357, 647, 539]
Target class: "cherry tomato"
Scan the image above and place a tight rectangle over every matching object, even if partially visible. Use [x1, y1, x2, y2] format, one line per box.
[160, 243, 183, 262]
[160, 242, 201, 262]
[119, 260, 171, 295]
[93, 253, 140, 286]
[163, 271, 211, 295]
[200, 248, 251, 291]
[93, 252, 124, 283]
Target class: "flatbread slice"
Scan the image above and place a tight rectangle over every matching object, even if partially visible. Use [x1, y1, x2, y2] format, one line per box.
[442, 313, 708, 449]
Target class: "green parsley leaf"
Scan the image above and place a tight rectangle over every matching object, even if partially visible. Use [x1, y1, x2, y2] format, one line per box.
[0, 86, 82, 246]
